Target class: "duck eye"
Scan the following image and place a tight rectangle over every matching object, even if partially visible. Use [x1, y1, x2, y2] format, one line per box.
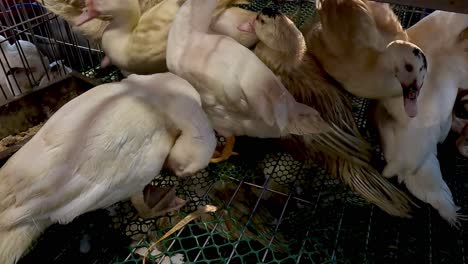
[405, 64, 413, 72]
[260, 19, 265, 24]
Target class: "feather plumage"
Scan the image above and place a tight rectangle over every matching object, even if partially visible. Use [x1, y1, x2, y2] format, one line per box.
[239, 9, 414, 216]
[0, 73, 216, 263]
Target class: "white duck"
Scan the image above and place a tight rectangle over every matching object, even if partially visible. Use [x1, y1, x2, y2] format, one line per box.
[0, 35, 49, 99]
[167, 0, 357, 164]
[0, 72, 216, 264]
[74, 0, 257, 74]
[375, 11, 468, 226]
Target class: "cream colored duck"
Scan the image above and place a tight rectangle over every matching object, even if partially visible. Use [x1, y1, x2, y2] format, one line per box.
[0, 72, 216, 263]
[237, 7, 413, 216]
[375, 11, 468, 226]
[72, 0, 256, 74]
[307, 0, 427, 119]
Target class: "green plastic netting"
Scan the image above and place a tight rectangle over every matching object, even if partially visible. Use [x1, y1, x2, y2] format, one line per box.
[19, 1, 468, 264]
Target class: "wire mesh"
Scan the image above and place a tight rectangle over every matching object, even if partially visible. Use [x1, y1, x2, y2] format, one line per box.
[4, 0, 468, 263]
[0, 0, 114, 104]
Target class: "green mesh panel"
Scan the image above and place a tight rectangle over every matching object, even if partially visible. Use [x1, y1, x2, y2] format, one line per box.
[233, 0, 317, 28]
[22, 2, 468, 264]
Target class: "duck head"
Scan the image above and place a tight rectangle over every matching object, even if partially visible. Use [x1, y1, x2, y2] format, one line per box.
[237, 7, 306, 58]
[385, 40, 428, 118]
[75, 0, 139, 26]
[238, 7, 281, 36]
[211, 7, 259, 48]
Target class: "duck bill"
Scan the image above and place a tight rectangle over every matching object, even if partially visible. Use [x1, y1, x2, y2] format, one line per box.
[75, 0, 99, 27]
[237, 18, 256, 33]
[75, 8, 99, 26]
[402, 81, 421, 118]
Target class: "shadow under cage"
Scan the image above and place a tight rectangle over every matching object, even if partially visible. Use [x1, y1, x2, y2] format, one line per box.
[0, 0, 467, 263]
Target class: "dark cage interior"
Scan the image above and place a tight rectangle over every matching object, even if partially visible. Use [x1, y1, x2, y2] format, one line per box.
[0, 0, 467, 264]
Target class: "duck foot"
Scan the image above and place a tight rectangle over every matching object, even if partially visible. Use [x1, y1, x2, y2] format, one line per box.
[210, 136, 238, 163]
[131, 185, 186, 219]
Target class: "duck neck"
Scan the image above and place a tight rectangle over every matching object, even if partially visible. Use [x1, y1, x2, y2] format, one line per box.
[372, 46, 402, 96]
[172, 0, 218, 34]
[254, 37, 304, 72]
[379, 96, 408, 123]
[373, 47, 409, 121]
[376, 82, 406, 123]
[167, 0, 218, 65]
[101, 5, 140, 65]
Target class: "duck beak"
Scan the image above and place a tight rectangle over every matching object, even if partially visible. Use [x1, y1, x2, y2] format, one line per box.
[75, 8, 99, 26]
[75, 0, 99, 26]
[237, 18, 256, 33]
[402, 80, 422, 118]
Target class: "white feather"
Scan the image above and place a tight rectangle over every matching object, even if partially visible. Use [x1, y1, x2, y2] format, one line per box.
[0, 72, 216, 263]
[376, 11, 468, 225]
[166, 0, 329, 139]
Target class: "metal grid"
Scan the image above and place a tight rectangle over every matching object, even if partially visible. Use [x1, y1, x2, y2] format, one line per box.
[3, 0, 467, 263]
[0, 0, 112, 104]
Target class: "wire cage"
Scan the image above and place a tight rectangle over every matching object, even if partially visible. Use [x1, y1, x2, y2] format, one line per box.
[0, 0, 121, 105]
[0, 0, 467, 264]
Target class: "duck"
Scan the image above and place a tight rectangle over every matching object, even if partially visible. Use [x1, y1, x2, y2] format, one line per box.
[0, 72, 217, 264]
[62, 0, 256, 74]
[374, 11, 468, 226]
[0, 35, 49, 99]
[236, 6, 413, 216]
[307, 0, 427, 120]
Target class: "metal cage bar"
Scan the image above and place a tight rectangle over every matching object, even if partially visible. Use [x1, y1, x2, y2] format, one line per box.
[0, 0, 103, 105]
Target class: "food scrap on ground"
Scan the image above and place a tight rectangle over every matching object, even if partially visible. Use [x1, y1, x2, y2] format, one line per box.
[0, 123, 44, 152]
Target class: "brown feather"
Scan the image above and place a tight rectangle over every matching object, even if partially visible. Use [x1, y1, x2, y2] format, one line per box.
[253, 11, 413, 217]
